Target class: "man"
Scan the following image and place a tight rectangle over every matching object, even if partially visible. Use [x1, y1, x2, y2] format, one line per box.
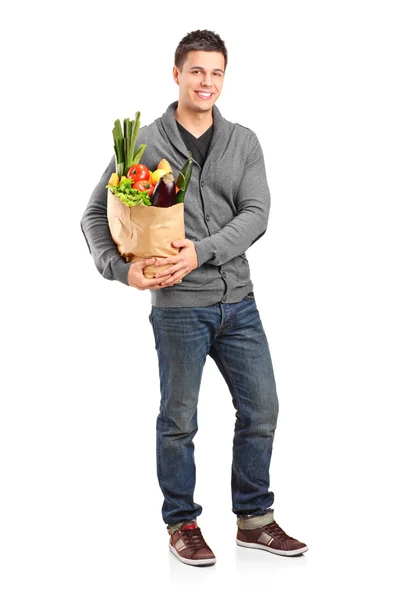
[80, 29, 308, 567]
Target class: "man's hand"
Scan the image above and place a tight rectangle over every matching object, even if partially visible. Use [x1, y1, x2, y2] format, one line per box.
[127, 258, 176, 290]
[153, 239, 199, 286]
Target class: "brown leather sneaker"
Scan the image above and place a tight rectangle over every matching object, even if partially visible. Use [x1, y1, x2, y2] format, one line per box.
[168, 522, 216, 566]
[236, 520, 308, 556]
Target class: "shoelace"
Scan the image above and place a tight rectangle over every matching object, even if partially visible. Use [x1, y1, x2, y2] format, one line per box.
[264, 521, 296, 542]
[181, 527, 210, 550]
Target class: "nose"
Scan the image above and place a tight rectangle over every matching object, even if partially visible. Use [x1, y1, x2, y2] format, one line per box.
[201, 72, 213, 87]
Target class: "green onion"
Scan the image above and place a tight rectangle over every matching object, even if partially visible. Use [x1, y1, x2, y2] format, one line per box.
[132, 143, 146, 165]
[112, 119, 125, 177]
[127, 112, 141, 172]
[111, 112, 147, 178]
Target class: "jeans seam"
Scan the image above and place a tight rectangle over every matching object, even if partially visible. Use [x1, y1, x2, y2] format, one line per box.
[211, 345, 240, 410]
[149, 312, 163, 482]
[209, 343, 242, 503]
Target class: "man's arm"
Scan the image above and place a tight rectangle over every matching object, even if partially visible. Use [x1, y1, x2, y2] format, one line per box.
[80, 155, 131, 285]
[193, 132, 270, 267]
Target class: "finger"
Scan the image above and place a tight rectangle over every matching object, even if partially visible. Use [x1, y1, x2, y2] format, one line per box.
[151, 283, 174, 289]
[154, 256, 179, 267]
[147, 278, 176, 289]
[154, 266, 182, 278]
[140, 271, 170, 286]
[145, 275, 172, 287]
[160, 270, 186, 286]
[138, 257, 157, 267]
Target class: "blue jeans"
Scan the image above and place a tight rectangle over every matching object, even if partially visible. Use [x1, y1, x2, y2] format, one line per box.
[148, 293, 279, 527]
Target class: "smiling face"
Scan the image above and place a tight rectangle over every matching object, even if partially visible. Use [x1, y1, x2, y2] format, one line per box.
[173, 50, 225, 114]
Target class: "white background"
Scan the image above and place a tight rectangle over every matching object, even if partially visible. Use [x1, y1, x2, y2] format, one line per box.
[1, 0, 399, 598]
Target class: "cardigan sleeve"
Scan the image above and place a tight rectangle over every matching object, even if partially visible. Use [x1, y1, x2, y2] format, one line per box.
[193, 133, 270, 267]
[80, 155, 131, 285]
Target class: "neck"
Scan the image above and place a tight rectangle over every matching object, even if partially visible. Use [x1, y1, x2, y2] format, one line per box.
[175, 101, 213, 138]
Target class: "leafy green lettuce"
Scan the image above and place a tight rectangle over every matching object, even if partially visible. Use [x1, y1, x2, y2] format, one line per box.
[106, 177, 152, 207]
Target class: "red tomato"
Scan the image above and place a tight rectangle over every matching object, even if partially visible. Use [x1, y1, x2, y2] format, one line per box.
[127, 164, 150, 183]
[133, 180, 155, 196]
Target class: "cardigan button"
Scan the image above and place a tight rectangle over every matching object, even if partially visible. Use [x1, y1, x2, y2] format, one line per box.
[200, 180, 205, 187]
[206, 214, 210, 221]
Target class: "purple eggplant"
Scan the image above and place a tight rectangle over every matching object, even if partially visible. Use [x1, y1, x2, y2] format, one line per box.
[151, 171, 176, 207]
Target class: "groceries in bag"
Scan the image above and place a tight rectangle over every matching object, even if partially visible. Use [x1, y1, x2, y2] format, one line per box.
[105, 111, 194, 278]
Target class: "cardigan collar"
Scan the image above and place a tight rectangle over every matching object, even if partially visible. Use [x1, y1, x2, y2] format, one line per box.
[160, 100, 226, 162]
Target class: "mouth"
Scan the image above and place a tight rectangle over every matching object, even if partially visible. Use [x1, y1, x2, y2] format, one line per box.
[194, 91, 214, 100]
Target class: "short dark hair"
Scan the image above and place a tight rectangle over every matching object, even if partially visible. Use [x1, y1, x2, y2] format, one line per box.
[174, 29, 228, 72]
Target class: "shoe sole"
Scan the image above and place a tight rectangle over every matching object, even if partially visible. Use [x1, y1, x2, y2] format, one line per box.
[169, 543, 216, 566]
[236, 539, 308, 556]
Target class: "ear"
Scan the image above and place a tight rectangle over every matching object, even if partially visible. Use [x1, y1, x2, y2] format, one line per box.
[172, 65, 179, 85]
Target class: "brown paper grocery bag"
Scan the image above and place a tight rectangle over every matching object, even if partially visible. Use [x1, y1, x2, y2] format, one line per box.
[107, 189, 185, 278]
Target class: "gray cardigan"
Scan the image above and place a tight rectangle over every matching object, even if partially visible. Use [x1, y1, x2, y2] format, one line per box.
[80, 101, 271, 307]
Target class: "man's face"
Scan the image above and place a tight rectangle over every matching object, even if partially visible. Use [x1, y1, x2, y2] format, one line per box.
[173, 50, 225, 113]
